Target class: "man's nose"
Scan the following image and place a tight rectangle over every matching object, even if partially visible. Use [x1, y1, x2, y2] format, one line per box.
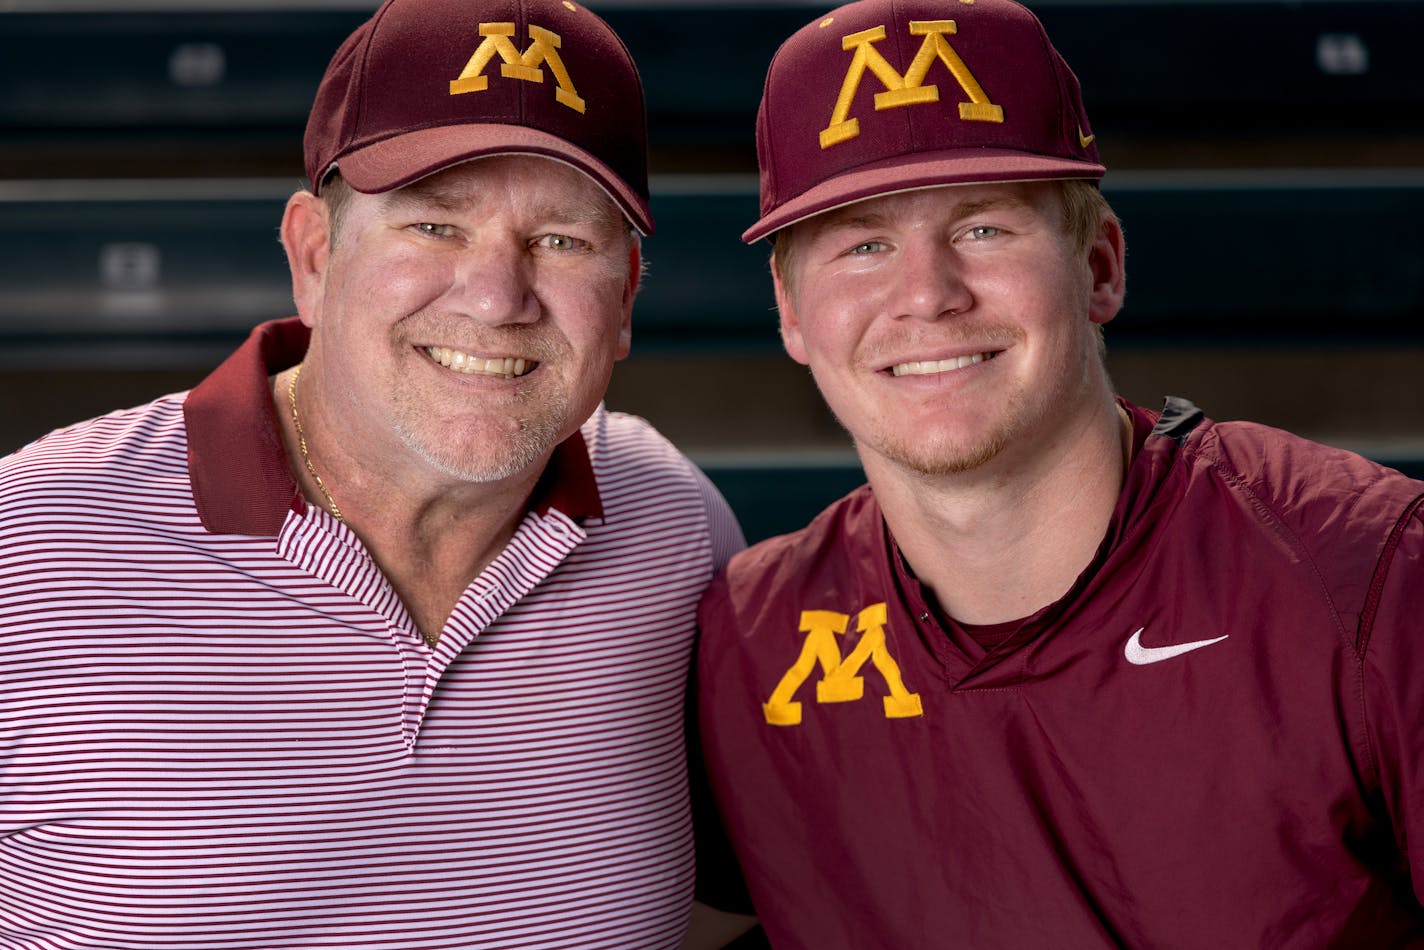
[887, 241, 973, 322]
[445, 239, 541, 326]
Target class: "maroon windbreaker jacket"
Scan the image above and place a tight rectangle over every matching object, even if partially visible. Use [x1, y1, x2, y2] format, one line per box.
[697, 398, 1424, 948]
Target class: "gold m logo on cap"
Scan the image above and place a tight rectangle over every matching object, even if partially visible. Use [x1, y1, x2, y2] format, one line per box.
[763, 603, 923, 726]
[450, 22, 585, 114]
[821, 20, 1003, 150]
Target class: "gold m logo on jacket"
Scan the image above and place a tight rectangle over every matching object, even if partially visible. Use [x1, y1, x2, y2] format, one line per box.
[764, 603, 924, 726]
[450, 22, 586, 113]
[821, 20, 1004, 149]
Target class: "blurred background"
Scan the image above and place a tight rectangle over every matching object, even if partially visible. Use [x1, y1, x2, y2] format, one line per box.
[2, 0, 1422, 541]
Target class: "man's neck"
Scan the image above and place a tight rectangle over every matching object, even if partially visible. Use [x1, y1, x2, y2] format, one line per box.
[357, 489, 534, 645]
[273, 365, 547, 644]
[866, 398, 1130, 626]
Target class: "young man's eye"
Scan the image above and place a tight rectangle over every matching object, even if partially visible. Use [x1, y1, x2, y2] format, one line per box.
[966, 226, 1001, 240]
[849, 241, 884, 255]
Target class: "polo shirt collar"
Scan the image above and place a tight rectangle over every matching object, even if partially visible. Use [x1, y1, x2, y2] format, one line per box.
[184, 318, 601, 536]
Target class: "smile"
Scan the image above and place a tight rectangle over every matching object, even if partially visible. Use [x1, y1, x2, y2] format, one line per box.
[425, 346, 536, 379]
[890, 352, 995, 377]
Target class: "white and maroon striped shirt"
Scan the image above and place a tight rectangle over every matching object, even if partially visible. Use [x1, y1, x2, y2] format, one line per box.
[0, 319, 744, 949]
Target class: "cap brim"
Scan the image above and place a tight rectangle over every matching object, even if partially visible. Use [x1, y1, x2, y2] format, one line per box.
[743, 149, 1105, 244]
[329, 124, 654, 236]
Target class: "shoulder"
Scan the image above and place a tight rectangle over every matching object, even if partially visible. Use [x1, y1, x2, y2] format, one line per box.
[0, 395, 197, 574]
[1188, 417, 1423, 538]
[581, 406, 745, 563]
[704, 484, 877, 619]
[1169, 413, 1424, 630]
[1, 395, 189, 502]
[582, 405, 701, 478]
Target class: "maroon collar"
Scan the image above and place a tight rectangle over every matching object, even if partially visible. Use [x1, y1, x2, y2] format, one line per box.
[184, 318, 602, 536]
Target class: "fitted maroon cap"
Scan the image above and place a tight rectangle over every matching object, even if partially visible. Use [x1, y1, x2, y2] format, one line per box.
[744, 0, 1104, 243]
[304, 0, 653, 234]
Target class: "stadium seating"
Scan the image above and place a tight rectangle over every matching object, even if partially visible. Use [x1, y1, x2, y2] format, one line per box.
[2, 1, 1422, 535]
[5, 171, 1423, 358]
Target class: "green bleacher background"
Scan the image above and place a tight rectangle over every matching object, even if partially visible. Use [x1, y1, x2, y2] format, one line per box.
[2, 1, 1422, 540]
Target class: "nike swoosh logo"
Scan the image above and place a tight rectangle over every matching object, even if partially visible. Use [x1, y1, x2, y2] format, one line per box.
[1124, 627, 1229, 666]
[1078, 127, 1096, 149]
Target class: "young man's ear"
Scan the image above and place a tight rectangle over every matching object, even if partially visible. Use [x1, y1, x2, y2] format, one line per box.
[1087, 215, 1127, 327]
[771, 249, 811, 366]
[280, 191, 333, 329]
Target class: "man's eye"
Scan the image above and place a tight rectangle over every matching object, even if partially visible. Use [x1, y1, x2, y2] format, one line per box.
[849, 241, 884, 255]
[413, 222, 456, 238]
[540, 234, 582, 251]
[966, 226, 1001, 240]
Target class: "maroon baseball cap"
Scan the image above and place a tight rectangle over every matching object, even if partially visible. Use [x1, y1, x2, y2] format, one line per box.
[744, 0, 1104, 243]
[304, 0, 653, 234]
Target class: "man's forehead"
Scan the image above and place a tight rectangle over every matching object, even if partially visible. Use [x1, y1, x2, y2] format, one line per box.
[380, 154, 624, 225]
[802, 180, 1050, 235]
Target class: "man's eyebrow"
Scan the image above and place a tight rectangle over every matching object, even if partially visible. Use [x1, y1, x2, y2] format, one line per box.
[805, 211, 890, 241]
[949, 194, 1034, 219]
[382, 179, 471, 214]
[530, 197, 622, 230]
[811, 192, 1037, 235]
[381, 179, 622, 231]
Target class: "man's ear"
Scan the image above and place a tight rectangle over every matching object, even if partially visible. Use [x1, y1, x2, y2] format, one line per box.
[614, 238, 640, 361]
[1087, 215, 1127, 327]
[280, 190, 332, 329]
[771, 252, 810, 366]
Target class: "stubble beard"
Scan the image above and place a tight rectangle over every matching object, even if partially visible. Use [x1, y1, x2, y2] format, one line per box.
[854, 386, 1029, 479]
[393, 386, 572, 485]
[860, 330, 1108, 480]
[843, 322, 1030, 478]
[390, 323, 582, 484]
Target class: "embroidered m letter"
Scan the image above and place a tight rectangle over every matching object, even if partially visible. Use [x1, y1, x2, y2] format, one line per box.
[450, 22, 586, 114]
[763, 603, 924, 726]
[821, 20, 1004, 149]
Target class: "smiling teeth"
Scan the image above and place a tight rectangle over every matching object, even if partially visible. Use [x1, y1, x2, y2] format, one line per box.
[892, 353, 989, 377]
[426, 347, 532, 378]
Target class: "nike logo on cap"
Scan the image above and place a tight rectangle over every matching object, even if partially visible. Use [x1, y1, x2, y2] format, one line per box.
[1124, 627, 1229, 666]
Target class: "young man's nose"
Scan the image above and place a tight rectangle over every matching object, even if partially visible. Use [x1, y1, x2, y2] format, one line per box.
[888, 242, 974, 322]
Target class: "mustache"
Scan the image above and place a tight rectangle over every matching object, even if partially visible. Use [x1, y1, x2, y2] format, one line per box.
[870, 320, 1027, 353]
[405, 320, 570, 362]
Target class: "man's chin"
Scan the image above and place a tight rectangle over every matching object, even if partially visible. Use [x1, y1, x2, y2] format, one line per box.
[856, 418, 1019, 480]
[398, 419, 566, 486]
[884, 441, 1009, 479]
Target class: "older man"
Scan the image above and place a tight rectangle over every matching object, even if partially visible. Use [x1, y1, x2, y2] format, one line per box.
[0, 0, 746, 945]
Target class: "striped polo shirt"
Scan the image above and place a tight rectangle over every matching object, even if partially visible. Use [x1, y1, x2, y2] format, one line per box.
[0, 319, 744, 949]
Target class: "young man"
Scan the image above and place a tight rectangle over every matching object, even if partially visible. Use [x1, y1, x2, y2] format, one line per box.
[0, 0, 746, 946]
[695, 0, 1424, 946]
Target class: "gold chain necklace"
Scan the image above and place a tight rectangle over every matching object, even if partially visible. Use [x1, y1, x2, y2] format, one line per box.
[287, 364, 344, 522]
[287, 366, 437, 648]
